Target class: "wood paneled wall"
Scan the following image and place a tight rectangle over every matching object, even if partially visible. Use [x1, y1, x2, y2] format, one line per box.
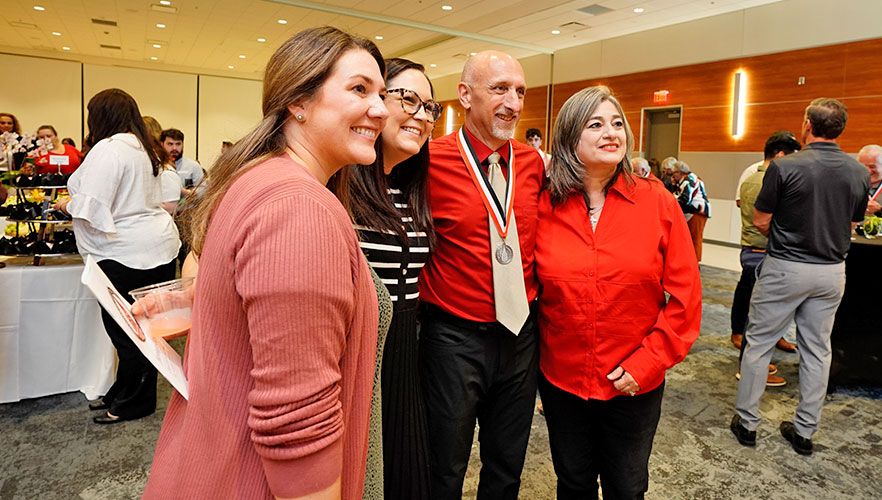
[435, 37, 882, 153]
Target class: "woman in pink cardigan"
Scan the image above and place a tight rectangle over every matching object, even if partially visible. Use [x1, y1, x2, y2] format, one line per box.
[142, 27, 389, 500]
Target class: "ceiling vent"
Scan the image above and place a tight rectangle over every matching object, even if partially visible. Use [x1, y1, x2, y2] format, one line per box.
[91, 18, 118, 27]
[100, 44, 121, 50]
[150, 4, 177, 13]
[9, 21, 39, 29]
[577, 4, 614, 16]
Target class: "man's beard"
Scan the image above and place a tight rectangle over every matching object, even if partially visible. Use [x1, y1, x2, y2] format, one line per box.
[491, 121, 516, 141]
[170, 150, 182, 160]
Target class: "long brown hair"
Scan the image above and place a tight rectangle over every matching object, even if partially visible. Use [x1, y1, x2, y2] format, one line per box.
[84, 89, 162, 175]
[343, 58, 435, 248]
[186, 26, 385, 255]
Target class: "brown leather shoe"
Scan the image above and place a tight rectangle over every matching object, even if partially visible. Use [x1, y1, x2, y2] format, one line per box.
[735, 371, 786, 387]
[776, 338, 797, 352]
[731, 334, 743, 349]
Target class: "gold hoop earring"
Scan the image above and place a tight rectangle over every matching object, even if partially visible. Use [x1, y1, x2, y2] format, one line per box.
[295, 114, 305, 122]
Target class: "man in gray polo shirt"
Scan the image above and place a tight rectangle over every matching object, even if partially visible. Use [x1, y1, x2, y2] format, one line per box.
[730, 98, 869, 456]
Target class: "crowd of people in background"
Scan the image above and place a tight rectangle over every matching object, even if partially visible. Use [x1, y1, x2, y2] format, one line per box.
[1, 23, 877, 500]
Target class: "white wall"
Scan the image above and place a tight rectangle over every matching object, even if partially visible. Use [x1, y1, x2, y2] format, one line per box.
[0, 54, 82, 144]
[83, 65, 198, 158]
[197, 76, 263, 169]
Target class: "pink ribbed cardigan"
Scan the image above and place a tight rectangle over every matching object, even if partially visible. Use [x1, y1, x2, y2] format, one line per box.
[142, 155, 379, 499]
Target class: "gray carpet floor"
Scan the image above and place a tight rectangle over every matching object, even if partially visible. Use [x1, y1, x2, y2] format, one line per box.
[2, 265, 881, 499]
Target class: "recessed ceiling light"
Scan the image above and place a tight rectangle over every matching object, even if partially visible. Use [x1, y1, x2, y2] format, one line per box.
[33, 5, 45, 11]
[239, 55, 246, 58]
[551, 30, 561, 35]
[151, 56, 158, 60]
[159, 0, 171, 5]
[634, 7, 645, 13]
[257, 37, 266, 42]
[156, 23, 166, 28]
[227, 65, 234, 69]
[51, 31, 61, 36]
[441, 5, 453, 11]
[470, 52, 477, 56]
[277, 19, 287, 24]
[153, 43, 161, 48]
[430, 63, 437, 67]
[62, 46, 70, 50]
[375, 35, 383, 40]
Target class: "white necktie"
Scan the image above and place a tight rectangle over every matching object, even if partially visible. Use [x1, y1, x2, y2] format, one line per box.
[486, 152, 530, 334]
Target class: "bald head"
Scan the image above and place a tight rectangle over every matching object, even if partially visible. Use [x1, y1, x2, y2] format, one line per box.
[858, 144, 882, 185]
[457, 50, 526, 149]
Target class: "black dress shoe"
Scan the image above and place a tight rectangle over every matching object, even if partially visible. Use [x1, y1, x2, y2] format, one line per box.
[780, 421, 813, 455]
[88, 400, 109, 411]
[93, 412, 125, 424]
[730, 414, 756, 447]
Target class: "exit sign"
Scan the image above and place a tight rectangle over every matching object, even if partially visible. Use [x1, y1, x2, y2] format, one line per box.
[653, 90, 669, 103]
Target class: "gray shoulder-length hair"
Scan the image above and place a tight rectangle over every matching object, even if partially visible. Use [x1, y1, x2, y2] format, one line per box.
[548, 85, 635, 206]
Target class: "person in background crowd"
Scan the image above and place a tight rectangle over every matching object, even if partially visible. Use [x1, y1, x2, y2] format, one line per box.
[419, 50, 544, 500]
[160, 128, 204, 195]
[61, 137, 76, 147]
[338, 57, 437, 500]
[632, 156, 651, 177]
[221, 140, 233, 154]
[732, 98, 869, 456]
[142, 26, 387, 500]
[526, 127, 551, 168]
[33, 125, 83, 175]
[142, 116, 163, 144]
[660, 156, 677, 192]
[0, 112, 21, 135]
[672, 160, 711, 261]
[858, 144, 882, 217]
[536, 85, 701, 500]
[648, 157, 660, 177]
[52, 88, 180, 425]
[731, 131, 802, 388]
[1, 112, 27, 170]
[140, 116, 182, 215]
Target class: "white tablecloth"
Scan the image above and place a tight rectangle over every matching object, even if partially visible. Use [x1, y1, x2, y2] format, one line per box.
[0, 260, 114, 403]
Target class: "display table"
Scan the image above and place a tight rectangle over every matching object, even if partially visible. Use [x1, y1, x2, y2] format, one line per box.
[0, 256, 114, 403]
[829, 237, 882, 389]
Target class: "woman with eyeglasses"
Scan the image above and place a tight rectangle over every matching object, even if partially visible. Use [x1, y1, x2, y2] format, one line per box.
[338, 57, 439, 500]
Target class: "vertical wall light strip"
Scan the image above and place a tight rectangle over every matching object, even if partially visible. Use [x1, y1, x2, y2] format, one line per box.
[445, 105, 454, 136]
[731, 70, 747, 137]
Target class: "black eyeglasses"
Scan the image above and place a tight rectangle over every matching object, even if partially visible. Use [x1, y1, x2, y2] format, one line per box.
[386, 88, 443, 122]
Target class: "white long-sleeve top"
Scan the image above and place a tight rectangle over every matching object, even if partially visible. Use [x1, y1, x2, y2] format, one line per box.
[67, 133, 180, 269]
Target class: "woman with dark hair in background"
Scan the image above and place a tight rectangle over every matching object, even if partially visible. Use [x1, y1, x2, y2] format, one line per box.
[535, 86, 702, 499]
[141, 116, 182, 215]
[343, 57, 438, 500]
[1, 112, 27, 170]
[142, 26, 388, 500]
[33, 124, 83, 175]
[53, 88, 180, 425]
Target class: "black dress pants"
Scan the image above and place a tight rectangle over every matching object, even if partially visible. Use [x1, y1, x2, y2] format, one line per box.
[96, 259, 176, 419]
[538, 373, 664, 500]
[419, 303, 539, 500]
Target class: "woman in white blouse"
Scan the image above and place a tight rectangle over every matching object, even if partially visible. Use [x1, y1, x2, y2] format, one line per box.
[54, 88, 181, 424]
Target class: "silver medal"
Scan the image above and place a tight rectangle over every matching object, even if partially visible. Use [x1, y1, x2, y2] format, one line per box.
[495, 242, 514, 265]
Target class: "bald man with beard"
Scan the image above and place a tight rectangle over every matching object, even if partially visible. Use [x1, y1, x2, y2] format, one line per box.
[417, 51, 545, 499]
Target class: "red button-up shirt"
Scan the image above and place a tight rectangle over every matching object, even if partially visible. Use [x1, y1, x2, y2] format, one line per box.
[419, 128, 544, 322]
[535, 174, 702, 400]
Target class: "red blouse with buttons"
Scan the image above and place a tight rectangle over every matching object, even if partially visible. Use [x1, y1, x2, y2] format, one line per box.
[535, 173, 702, 401]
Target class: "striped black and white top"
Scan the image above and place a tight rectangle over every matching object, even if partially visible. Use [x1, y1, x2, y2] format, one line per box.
[355, 188, 430, 310]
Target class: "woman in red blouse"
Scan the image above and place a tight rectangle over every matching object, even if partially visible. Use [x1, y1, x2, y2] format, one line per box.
[34, 124, 82, 175]
[535, 85, 702, 499]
